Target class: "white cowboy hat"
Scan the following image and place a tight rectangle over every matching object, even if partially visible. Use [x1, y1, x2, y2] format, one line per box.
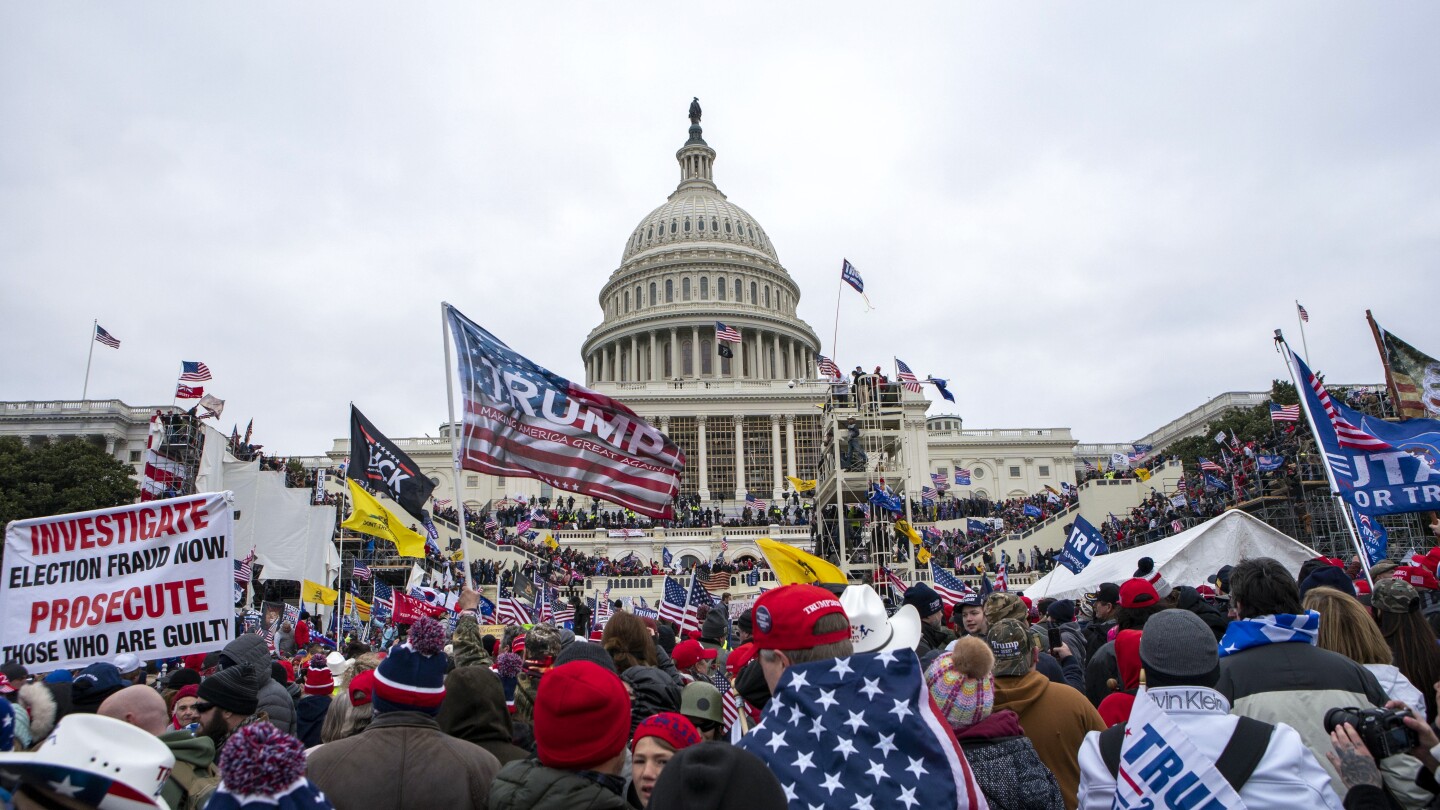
[0, 713, 174, 809]
[841, 585, 922, 654]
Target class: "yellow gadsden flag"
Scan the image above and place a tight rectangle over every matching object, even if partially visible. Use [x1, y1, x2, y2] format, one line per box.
[543, 533, 559, 550]
[757, 538, 847, 586]
[894, 518, 922, 546]
[1134, 468, 1152, 482]
[916, 547, 932, 564]
[342, 478, 428, 559]
[301, 579, 339, 605]
[786, 476, 817, 493]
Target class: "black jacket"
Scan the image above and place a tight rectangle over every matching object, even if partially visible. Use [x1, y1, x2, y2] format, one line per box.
[620, 666, 681, 735]
[438, 666, 531, 765]
[490, 759, 635, 810]
[1175, 586, 1229, 641]
[916, 621, 957, 658]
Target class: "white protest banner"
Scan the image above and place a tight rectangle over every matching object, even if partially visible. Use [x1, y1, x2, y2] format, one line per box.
[1, 492, 235, 670]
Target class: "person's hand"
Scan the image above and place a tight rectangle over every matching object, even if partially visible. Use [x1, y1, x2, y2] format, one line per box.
[1327, 723, 1383, 790]
[1052, 646, 1072, 661]
[457, 584, 480, 613]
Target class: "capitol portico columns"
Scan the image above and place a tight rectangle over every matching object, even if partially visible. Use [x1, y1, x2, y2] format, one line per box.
[770, 414, 783, 500]
[733, 416, 746, 501]
[696, 416, 710, 501]
[691, 326, 700, 379]
[649, 332, 658, 381]
[669, 328, 678, 380]
[784, 414, 797, 479]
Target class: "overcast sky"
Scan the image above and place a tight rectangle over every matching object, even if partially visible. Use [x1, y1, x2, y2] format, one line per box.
[3, 4, 1438, 455]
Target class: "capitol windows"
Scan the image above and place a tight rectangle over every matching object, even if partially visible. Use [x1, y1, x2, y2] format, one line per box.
[700, 338, 713, 374]
[647, 225, 653, 240]
[697, 217, 705, 232]
[681, 339, 694, 375]
[734, 279, 742, 301]
[635, 286, 642, 309]
[712, 217, 719, 231]
[682, 277, 691, 300]
[1039, 465, 1050, 477]
[764, 286, 771, 307]
[717, 277, 726, 300]
[750, 281, 758, 304]
[666, 279, 674, 303]
[624, 291, 630, 312]
[724, 220, 732, 234]
[700, 277, 709, 300]
[683, 218, 691, 233]
[747, 225, 754, 239]
[1008, 466, 1021, 478]
[670, 219, 677, 234]
[649, 282, 657, 306]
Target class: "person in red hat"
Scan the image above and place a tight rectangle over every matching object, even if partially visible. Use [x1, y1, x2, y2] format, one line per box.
[750, 584, 853, 691]
[489, 660, 634, 810]
[1083, 579, 1164, 706]
[671, 639, 718, 684]
[628, 712, 702, 807]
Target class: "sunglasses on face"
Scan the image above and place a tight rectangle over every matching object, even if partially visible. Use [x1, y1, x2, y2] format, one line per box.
[193, 702, 216, 713]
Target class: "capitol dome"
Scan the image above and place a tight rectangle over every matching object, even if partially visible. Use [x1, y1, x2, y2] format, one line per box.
[582, 101, 822, 387]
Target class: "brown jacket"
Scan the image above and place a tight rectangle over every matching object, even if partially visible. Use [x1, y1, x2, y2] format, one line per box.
[994, 670, 1105, 810]
[307, 711, 501, 810]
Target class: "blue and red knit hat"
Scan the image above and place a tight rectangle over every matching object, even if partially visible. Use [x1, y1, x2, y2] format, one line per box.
[373, 617, 448, 715]
[208, 722, 333, 810]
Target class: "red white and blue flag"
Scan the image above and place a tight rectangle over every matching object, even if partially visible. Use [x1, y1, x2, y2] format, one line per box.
[1270, 403, 1301, 422]
[895, 358, 923, 393]
[996, 561, 1008, 592]
[446, 304, 684, 520]
[715, 322, 742, 343]
[658, 575, 692, 629]
[746, 493, 768, 513]
[1198, 457, 1224, 473]
[496, 585, 531, 626]
[179, 361, 212, 382]
[94, 324, 121, 349]
[817, 355, 842, 379]
[1297, 302, 1310, 323]
[352, 562, 372, 582]
[1297, 352, 1392, 451]
[931, 561, 974, 605]
[1114, 688, 1245, 810]
[955, 468, 972, 486]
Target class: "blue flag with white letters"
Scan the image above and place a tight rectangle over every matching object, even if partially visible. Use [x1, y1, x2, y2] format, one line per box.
[1203, 473, 1229, 491]
[1056, 515, 1108, 574]
[1022, 503, 1042, 518]
[1256, 455, 1285, 472]
[1354, 508, 1389, 566]
[966, 518, 989, 534]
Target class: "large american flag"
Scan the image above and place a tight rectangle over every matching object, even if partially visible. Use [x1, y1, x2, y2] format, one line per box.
[1270, 403, 1301, 422]
[1296, 349, 1391, 451]
[179, 361, 212, 382]
[895, 358, 923, 393]
[745, 493, 768, 513]
[715, 322, 742, 343]
[929, 472, 950, 490]
[817, 355, 842, 380]
[736, 651, 984, 810]
[931, 561, 973, 606]
[94, 324, 121, 349]
[433, 498, 452, 509]
[954, 468, 972, 486]
[446, 305, 684, 520]
[1198, 456, 1225, 473]
[497, 585, 532, 625]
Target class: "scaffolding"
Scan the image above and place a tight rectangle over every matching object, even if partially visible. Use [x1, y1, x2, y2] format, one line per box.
[813, 376, 928, 580]
[141, 409, 206, 500]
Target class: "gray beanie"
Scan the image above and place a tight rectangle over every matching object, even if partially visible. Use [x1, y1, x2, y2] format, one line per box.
[1138, 609, 1219, 688]
[552, 640, 617, 673]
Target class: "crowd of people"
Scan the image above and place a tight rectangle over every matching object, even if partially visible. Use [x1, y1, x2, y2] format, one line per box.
[12, 548, 1440, 810]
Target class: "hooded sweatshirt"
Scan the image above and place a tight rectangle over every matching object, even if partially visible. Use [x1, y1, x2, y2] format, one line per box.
[158, 730, 218, 810]
[219, 634, 296, 734]
[994, 670, 1105, 810]
[1096, 630, 1141, 727]
[437, 667, 530, 766]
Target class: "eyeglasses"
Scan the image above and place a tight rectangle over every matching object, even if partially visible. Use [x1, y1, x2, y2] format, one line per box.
[192, 702, 216, 713]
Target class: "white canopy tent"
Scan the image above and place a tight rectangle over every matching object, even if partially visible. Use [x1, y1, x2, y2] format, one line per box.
[1023, 510, 1322, 603]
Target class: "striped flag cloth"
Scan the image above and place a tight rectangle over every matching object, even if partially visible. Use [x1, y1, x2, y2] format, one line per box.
[995, 562, 1008, 592]
[895, 358, 923, 393]
[446, 305, 684, 520]
[1270, 403, 1301, 422]
[175, 384, 204, 399]
[94, 324, 121, 349]
[920, 486, 937, 504]
[684, 574, 714, 634]
[715, 322, 742, 343]
[879, 565, 909, 595]
[497, 585, 531, 625]
[745, 493, 767, 512]
[817, 355, 842, 379]
[1297, 302, 1309, 322]
[179, 361, 212, 382]
[658, 576, 690, 627]
[1177, 476, 1188, 493]
[516, 519, 532, 535]
[931, 562, 972, 606]
[704, 570, 732, 591]
[433, 498, 452, 509]
[1198, 457, 1224, 473]
[1082, 459, 1097, 472]
[1296, 349, 1392, 451]
[234, 551, 255, 585]
[484, 518, 499, 533]
[372, 581, 393, 612]
[352, 562, 372, 581]
[954, 468, 972, 486]
[1171, 519, 1184, 533]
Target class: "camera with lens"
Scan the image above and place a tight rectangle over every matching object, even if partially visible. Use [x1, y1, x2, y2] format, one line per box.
[1324, 706, 1419, 759]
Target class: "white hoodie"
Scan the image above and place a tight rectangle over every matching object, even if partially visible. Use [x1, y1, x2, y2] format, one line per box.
[1365, 663, 1427, 717]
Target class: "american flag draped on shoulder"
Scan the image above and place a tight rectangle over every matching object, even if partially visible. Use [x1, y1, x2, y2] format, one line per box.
[445, 305, 684, 519]
[736, 651, 985, 810]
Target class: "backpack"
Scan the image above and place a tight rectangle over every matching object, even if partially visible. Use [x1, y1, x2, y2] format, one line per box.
[1099, 715, 1274, 791]
[169, 759, 221, 810]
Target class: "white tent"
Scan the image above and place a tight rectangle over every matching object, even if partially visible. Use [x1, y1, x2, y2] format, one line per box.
[1023, 510, 1321, 603]
[224, 459, 340, 585]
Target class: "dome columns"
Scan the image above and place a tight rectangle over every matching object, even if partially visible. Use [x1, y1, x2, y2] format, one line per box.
[584, 324, 816, 385]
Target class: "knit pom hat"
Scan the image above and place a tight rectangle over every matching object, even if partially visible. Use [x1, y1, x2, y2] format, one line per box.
[632, 712, 702, 753]
[373, 617, 448, 715]
[924, 636, 995, 730]
[1134, 557, 1173, 600]
[534, 661, 632, 770]
[302, 655, 335, 697]
[207, 722, 334, 810]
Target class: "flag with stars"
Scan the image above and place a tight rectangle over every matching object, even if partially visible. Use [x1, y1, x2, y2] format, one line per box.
[895, 358, 923, 394]
[931, 562, 973, 606]
[445, 304, 685, 519]
[736, 650, 985, 810]
[658, 575, 690, 627]
[497, 584, 532, 626]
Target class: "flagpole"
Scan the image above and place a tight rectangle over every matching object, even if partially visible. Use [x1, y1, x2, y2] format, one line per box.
[830, 272, 843, 370]
[441, 303, 477, 590]
[82, 319, 96, 401]
[1295, 301, 1311, 367]
[1276, 331, 1371, 582]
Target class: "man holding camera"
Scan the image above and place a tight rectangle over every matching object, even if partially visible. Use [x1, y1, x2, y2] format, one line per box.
[1214, 558, 1390, 799]
[1078, 609, 1342, 810]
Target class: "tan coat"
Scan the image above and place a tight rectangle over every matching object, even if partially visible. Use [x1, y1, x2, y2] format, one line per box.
[994, 670, 1105, 810]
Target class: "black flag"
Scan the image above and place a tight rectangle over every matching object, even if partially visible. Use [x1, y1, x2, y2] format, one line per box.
[348, 405, 436, 523]
[718, 343, 733, 359]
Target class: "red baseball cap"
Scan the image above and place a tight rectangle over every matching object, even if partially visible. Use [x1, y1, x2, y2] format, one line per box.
[726, 643, 757, 677]
[672, 639, 717, 671]
[1118, 578, 1160, 609]
[1353, 578, 1373, 596]
[1393, 566, 1439, 591]
[751, 584, 849, 651]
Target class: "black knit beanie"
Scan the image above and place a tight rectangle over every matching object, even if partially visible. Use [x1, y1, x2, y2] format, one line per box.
[648, 742, 787, 810]
[198, 663, 260, 715]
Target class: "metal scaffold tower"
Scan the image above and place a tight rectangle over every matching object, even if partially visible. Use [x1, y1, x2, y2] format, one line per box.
[813, 374, 929, 582]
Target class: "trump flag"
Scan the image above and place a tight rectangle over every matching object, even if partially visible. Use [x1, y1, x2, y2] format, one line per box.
[445, 305, 684, 519]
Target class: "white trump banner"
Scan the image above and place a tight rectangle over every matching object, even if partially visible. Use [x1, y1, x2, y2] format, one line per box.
[1113, 687, 1247, 810]
[1, 492, 235, 670]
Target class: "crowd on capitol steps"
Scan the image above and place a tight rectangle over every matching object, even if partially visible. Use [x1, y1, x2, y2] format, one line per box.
[13, 535, 1440, 810]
